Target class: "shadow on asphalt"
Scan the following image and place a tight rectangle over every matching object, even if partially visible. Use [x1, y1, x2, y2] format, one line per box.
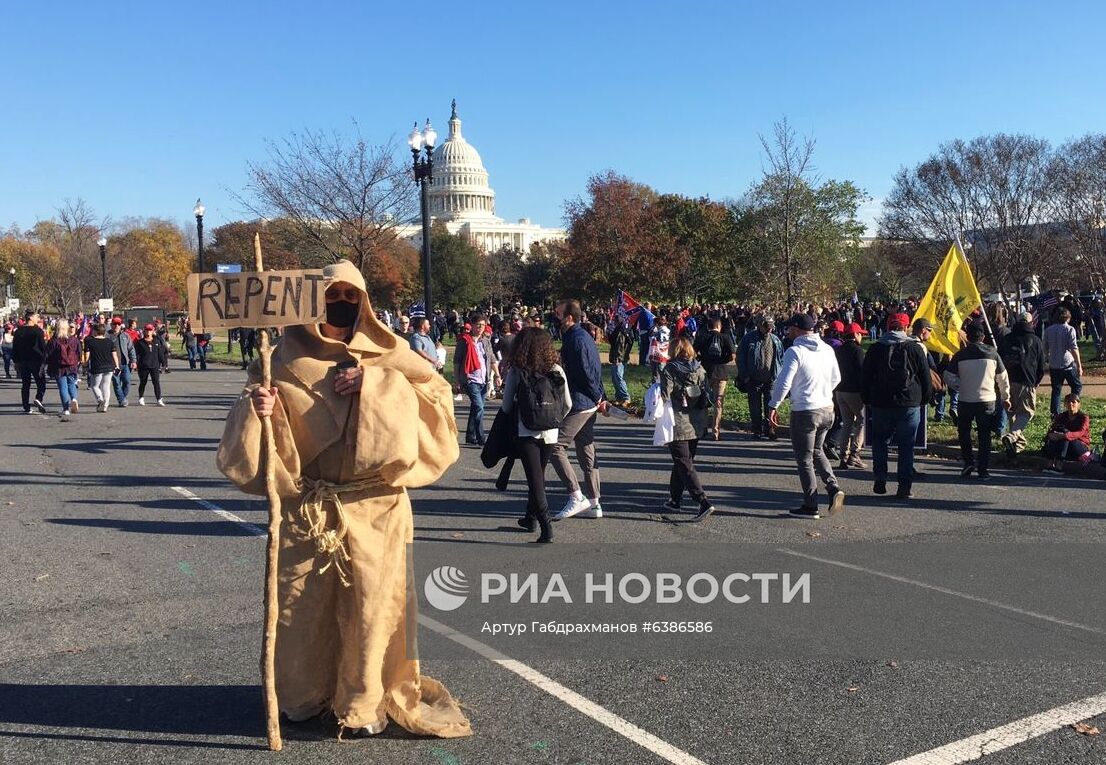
[0, 683, 263, 739]
[4, 437, 219, 455]
[45, 518, 262, 536]
[0, 684, 461, 747]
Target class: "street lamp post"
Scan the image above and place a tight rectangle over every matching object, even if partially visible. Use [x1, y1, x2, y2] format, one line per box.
[6, 267, 13, 300]
[194, 199, 206, 273]
[408, 118, 437, 334]
[98, 236, 108, 299]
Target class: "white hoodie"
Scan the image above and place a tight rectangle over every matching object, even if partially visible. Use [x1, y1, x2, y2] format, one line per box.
[768, 333, 841, 412]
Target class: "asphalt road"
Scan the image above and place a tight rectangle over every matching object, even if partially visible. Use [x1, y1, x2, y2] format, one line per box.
[2, 365, 1105, 765]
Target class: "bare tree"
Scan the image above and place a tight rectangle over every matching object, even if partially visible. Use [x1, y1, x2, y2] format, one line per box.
[1051, 134, 1106, 290]
[236, 123, 417, 272]
[29, 199, 111, 313]
[755, 118, 816, 304]
[880, 135, 1059, 296]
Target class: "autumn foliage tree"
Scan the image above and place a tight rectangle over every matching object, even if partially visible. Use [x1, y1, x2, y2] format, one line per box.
[562, 172, 683, 301]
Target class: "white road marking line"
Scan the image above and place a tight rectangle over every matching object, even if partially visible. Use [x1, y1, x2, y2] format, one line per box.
[886, 690, 1106, 764]
[171, 486, 265, 536]
[778, 548, 1104, 635]
[419, 614, 710, 765]
[174, 488, 709, 765]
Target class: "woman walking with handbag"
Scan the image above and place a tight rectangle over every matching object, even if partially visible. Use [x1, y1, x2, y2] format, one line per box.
[498, 327, 571, 543]
[661, 337, 716, 522]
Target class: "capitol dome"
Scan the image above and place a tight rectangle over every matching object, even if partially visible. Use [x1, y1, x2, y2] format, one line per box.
[428, 100, 496, 219]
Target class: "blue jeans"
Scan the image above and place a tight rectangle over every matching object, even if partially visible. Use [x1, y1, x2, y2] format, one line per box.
[1049, 367, 1082, 417]
[871, 406, 920, 485]
[112, 367, 131, 404]
[188, 345, 208, 370]
[935, 388, 958, 420]
[56, 373, 78, 410]
[465, 381, 487, 442]
[611, 362, 629, 401]
[1, 347, 12, 376]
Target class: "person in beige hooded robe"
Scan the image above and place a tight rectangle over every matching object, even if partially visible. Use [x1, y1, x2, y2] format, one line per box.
[216, 259, 471, 739]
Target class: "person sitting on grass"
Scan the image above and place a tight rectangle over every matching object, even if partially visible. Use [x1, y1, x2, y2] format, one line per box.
[1043, 393, 1092, 472]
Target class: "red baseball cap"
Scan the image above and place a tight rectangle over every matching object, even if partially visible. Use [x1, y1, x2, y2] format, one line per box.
[111, 316, 123, 325]
[889, 313, 911, 330]
[847, 322, 865, 335]
[144, 323, 155, 331]
[831, 320, 845, 333]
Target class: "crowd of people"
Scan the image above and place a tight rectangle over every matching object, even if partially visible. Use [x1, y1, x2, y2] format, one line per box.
[8, 286, 1104, 539]
[422, 291, 1106, 538]
[4, 310, 196, 417]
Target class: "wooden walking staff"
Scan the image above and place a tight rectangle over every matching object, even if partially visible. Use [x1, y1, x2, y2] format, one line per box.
[253, 232, 283, 751]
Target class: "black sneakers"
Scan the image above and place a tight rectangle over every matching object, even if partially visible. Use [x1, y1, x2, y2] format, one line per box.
[873, 480, 887, 495]
[789, 506, 820, 519]
[960, 464, 975, 478]
[661, 499, 682, 513]
[827, 487, 846, 516]
[692, 501, 715, 522]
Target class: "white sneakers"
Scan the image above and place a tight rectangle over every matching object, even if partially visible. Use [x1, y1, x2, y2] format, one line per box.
[553, 494, 603, 521]
[157, 399, 166, 407]
[138, 397, 145, 406]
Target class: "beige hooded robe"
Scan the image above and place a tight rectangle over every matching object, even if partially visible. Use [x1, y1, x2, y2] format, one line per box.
[216, 259, 471, 738]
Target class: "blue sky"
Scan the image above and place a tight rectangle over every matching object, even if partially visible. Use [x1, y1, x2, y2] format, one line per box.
[3, 1, 1104, 237]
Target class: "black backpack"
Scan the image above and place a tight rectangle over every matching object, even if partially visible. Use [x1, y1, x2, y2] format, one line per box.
[517, 370, 568, 431]
[879, 342, 911, 396]
[1000, 340, 1025, 378]
[704, 332, 724, 365]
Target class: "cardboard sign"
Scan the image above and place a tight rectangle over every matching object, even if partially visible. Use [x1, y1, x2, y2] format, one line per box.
[98, 298, 114, 313]
[186, 269, 327, 329]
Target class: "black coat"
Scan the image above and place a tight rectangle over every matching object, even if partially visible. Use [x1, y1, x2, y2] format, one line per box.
[480, 409, 518, 468]
[834, 339, 865, 394]
[12, 324, 46, 367]
[861, 333, 933, 408]
[134, 338, 167, 370]
[998, 321, 1047, 386]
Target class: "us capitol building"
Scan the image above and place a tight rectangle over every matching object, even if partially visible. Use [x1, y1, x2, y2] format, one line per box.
[398, 101, 566, 254]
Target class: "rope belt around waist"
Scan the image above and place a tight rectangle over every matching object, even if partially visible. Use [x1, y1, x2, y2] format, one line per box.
[294, 475, 388, 587]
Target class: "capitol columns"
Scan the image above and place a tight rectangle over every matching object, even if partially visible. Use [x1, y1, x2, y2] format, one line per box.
[408, 118, 437, 334]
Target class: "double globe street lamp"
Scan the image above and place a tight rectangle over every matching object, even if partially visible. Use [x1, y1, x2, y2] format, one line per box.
[408, 118, 437, 333]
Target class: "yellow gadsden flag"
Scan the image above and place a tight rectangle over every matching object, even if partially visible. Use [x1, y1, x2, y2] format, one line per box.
[913, 241, 982, 356]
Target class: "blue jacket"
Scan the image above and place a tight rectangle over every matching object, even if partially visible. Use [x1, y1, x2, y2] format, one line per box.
[560, 324, 605, 412]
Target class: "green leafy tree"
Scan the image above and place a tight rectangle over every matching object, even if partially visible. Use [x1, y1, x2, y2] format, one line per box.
[655, 194, 741, 302]
[741, 119, 868, 304]
[521, 240, 563, 308]
[430, 222, 484, 311]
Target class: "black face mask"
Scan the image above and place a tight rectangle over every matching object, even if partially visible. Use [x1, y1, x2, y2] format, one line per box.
[325, 300, 360, 328]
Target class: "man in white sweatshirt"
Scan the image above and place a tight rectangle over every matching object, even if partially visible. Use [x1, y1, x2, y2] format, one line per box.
[768, 313, 845, 519]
